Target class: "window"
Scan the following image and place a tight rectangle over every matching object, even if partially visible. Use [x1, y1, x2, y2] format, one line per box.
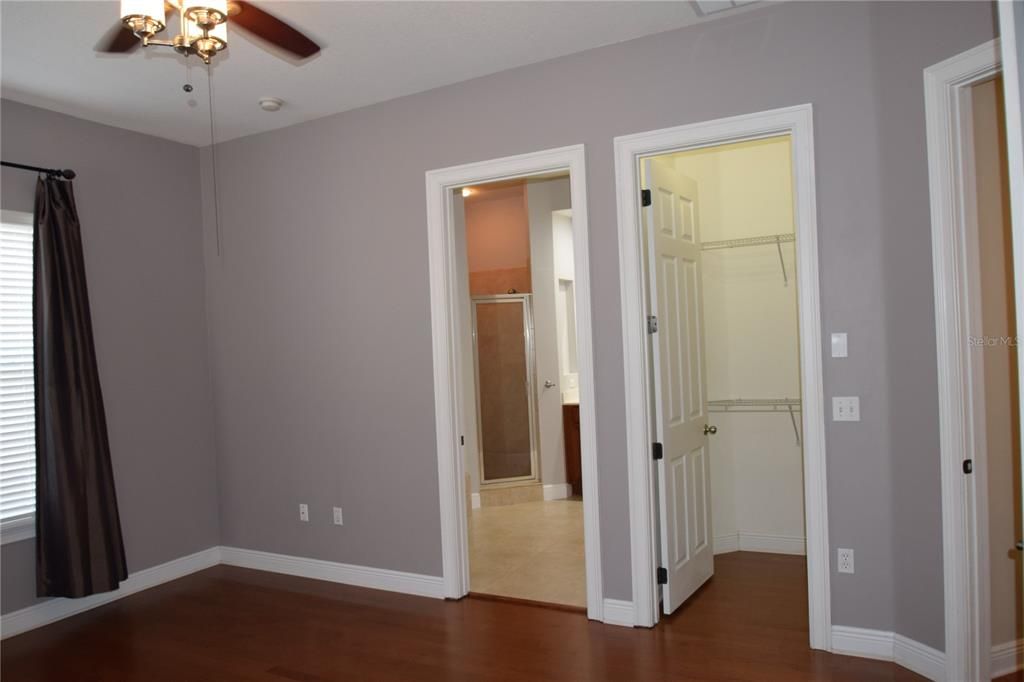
[0, 210, 35, 543]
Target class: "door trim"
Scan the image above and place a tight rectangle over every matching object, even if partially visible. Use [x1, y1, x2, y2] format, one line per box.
[923, 39, 1001, 682]
[613, 105, 831, 650]
[425, 145, 604, 620]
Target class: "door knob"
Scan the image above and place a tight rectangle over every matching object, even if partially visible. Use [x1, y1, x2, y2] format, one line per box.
[544, 380, 556, 388]
[1017, 540, 1022, 551]
[704, 424, 717, 435]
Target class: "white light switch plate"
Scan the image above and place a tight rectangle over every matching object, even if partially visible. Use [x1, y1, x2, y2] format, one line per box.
[832, 396, 860, 422]
[831, 332, 848, 358]
[333, 507, 343, 526]
[299, 503, 309, 522]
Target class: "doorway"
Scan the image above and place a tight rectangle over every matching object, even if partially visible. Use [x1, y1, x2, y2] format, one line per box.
[613, 105, 830, 646]
[640, 135, 807, 614]
[925, 39, 1023, 681]
[425, 146, 605, 621]
[973, 74, 1024, 680]
[456, 175, 583, 608]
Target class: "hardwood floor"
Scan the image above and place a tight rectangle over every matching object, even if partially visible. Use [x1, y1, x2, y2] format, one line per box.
[1, 552, 932, 681]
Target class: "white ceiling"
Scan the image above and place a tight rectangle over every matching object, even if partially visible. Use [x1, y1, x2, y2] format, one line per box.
[1, 1, 753, 146]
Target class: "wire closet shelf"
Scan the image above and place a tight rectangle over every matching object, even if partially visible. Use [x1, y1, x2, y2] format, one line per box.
[701, 232, 795, 285]
[708, 397, 802, 445]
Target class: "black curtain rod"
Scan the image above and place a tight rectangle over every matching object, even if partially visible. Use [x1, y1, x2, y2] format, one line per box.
[1, 161, 76, 180]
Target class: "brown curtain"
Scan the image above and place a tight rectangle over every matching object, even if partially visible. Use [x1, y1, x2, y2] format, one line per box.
[34, 176, 127, 598]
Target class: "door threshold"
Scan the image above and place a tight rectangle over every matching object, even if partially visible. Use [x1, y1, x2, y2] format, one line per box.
[467, 591, 587, 614]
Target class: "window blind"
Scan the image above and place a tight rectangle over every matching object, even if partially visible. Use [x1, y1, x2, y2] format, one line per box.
[0, 216, 34, 523]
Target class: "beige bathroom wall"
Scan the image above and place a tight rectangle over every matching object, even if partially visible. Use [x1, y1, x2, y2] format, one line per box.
[973, 76, 1024, 648]
[466, 183, 531, 295]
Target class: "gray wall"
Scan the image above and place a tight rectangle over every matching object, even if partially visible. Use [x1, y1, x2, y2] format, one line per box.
[0, 0, 997, 650]
[198, 1, 995, 649]
[0, 101, 221, 613]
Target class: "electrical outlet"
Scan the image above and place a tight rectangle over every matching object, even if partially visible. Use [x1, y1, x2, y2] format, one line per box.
[333, 507, 343, 526]
[837, 548, 854, 574]
[299, 503, 309, 522]
[832, 396, 860, 422]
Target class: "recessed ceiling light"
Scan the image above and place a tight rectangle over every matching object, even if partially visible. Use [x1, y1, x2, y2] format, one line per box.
[258, 97, 284, 112]
[462, 187, 474, 197]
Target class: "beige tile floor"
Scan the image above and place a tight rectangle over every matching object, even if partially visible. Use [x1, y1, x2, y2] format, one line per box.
[468, 499, 586, 608]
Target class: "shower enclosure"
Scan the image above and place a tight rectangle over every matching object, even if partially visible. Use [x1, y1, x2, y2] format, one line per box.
[472, 294, 539, 484]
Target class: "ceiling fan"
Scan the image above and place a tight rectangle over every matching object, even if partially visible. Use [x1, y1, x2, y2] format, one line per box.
[99, 0, 320, 64]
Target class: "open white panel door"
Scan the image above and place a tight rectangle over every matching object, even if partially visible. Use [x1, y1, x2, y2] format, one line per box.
[643, 157, 714, 615]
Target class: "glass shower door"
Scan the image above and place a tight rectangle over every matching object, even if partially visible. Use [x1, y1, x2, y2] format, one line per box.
[472, 295, 538, 483]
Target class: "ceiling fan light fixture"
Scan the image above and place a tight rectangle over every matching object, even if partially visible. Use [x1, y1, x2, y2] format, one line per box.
[119, 0, 165, 36]
[102, 0, 320, 63]
[186, 14, 227, 61]
[184, 0, 228, 29]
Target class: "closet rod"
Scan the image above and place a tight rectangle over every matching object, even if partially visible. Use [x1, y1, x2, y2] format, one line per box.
[1, 161, 76, 179]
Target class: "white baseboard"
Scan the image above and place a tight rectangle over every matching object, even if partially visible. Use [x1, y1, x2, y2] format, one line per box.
[470, 485, 568, 507]
[543, 483, 572, 501]
[832, 625, 894, 660]
[714, 533, 739, 554]
[219, 546, 445, 599]
[713, 531, 805, 556]
[602, 598, 635, 627]
[1, 545, 447, 639]
[0, 546, 221, 640]
[992, 638, 1024, 677]
[831, 625, 945, 681]
[894, 633, 946, 681]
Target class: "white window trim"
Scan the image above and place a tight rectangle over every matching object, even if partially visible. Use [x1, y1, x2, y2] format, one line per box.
[0, 209, 35, 545]
[1, 514, 35, 544]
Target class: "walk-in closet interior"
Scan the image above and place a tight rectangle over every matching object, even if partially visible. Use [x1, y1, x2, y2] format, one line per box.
[650, 135, 807, 561]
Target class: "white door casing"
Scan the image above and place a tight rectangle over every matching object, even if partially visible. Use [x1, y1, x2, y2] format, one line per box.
[614, 105, 829, 648]
[924, 39, 1002, 682]
[643, 157, 714, 613]
[425, 145, 604, 621]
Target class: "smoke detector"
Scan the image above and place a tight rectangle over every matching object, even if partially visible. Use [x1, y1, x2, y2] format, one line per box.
[258, 97, 284, 112]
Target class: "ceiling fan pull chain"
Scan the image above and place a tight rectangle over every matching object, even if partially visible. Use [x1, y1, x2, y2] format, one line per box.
[207, 63, 223, 258]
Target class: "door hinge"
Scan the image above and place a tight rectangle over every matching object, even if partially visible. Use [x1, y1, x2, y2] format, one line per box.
[657, 567, 668, 585]
[963, 459, 973, 474]
[460, 435, 465, 446]
[647, 315, 659, 334]
[652, 442, 663, 461]
[641, 188, 652, 207]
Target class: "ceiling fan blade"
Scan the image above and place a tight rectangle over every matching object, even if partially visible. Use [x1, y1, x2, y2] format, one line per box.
[96, 24, 141, 53]
[229, 1, 320, 59]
